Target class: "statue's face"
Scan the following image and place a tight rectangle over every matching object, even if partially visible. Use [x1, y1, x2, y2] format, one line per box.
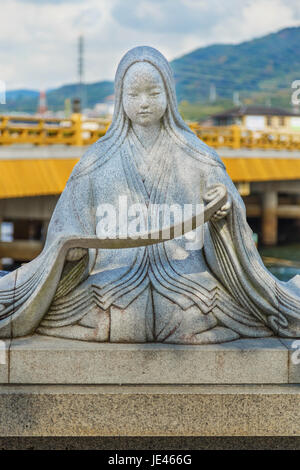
[123, 62, 167, 127]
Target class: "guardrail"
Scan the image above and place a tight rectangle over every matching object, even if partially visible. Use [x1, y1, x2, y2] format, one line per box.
[189, 123, 300, 151]
[0, 114, 110, 146]
[1, 115, 300, 150]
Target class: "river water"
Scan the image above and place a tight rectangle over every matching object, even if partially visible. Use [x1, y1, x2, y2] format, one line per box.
[259, 243, 300, 281]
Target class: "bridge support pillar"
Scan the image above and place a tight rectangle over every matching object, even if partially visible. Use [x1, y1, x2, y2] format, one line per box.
[262, 190, 278, 246]
[0, 218, 2, 270]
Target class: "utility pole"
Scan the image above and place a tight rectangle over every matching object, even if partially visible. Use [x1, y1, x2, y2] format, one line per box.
[266, 97, 271, 107]
[78, 35, 85, 111]
[37, 90, 48, 115]
[233, 91, 240, 106]
[209, 83, 216, 103]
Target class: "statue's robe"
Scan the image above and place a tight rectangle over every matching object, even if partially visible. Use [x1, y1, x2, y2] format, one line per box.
[1, 125, 300, 342]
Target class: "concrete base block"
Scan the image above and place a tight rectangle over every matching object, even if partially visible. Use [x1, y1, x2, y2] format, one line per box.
[7, 335, 289, 385]
[0, 384, 300, 437]
[0, 339, 10, 383]
[0, 335, 299, 438]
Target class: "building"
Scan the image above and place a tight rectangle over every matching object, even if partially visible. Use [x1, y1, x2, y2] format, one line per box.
[211, 105, 300, 132]
[92, 95, 114, 118]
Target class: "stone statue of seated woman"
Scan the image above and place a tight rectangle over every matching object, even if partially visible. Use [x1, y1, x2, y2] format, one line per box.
[1, 46, 300, 344]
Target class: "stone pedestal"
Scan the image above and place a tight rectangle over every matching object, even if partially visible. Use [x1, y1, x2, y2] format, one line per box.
[0, 335, 300, 438]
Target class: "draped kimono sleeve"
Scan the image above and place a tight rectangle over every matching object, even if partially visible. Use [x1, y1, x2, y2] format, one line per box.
[203, 165, 300, 337]
[0, 174, 96, 338]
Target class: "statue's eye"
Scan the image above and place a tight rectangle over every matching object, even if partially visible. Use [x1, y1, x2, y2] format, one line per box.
[150, 92, 160, 96]
[128, 93, 138, 97]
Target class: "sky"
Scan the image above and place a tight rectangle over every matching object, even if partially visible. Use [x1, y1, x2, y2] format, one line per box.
[1, 0, 300, 90]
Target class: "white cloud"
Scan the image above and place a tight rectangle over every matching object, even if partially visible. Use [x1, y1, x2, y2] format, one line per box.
[212, 0, 300, 44]
[0, 0, 299, 90]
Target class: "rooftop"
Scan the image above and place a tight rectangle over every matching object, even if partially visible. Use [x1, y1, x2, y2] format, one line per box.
[212, 105, 300, 119]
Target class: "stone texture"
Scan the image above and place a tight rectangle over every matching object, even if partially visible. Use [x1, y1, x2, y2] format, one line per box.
[0, 384, 300, 436]
[0, 339, 9, 383]
[279, 338, 300, 383]
[8, 335, 288, 384]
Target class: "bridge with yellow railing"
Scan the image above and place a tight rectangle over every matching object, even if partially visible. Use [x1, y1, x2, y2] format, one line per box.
[189, 122, 300, 151]
[1, 113, 300, 253]
[1, 112, 300, 204]
[0, 114, 110, 147]
[1, 114, 300, 150]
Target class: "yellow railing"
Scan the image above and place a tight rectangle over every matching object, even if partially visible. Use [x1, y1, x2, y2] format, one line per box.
[189, 123, 300, 151]
[1, 115, 300, 150]
[0, 114, 110, 146]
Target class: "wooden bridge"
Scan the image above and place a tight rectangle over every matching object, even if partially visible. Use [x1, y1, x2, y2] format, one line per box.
[0, 114, 300, 266]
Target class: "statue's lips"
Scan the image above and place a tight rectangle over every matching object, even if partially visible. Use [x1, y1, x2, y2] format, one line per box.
[139, 111, 151, 115]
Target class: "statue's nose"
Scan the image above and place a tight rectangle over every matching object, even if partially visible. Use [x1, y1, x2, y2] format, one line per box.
[140, 95, 149, 109]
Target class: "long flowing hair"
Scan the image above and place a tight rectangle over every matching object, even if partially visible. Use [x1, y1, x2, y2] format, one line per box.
[71, 46, 224, 180]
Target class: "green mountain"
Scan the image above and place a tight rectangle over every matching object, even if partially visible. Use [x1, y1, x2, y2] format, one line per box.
[2, 81, 114, 114]
[46, 81, 114, 111]
[4, 89, 39, 113]
[2, 26, 300, 116]
[172, 26, 300, 107]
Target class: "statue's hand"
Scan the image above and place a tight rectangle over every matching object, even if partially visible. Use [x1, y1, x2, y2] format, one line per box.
[211, 196, 232, 222]
[66, 247, 88, 262]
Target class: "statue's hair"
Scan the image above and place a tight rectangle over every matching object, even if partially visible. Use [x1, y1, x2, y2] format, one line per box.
[71, 46, 224, 180]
